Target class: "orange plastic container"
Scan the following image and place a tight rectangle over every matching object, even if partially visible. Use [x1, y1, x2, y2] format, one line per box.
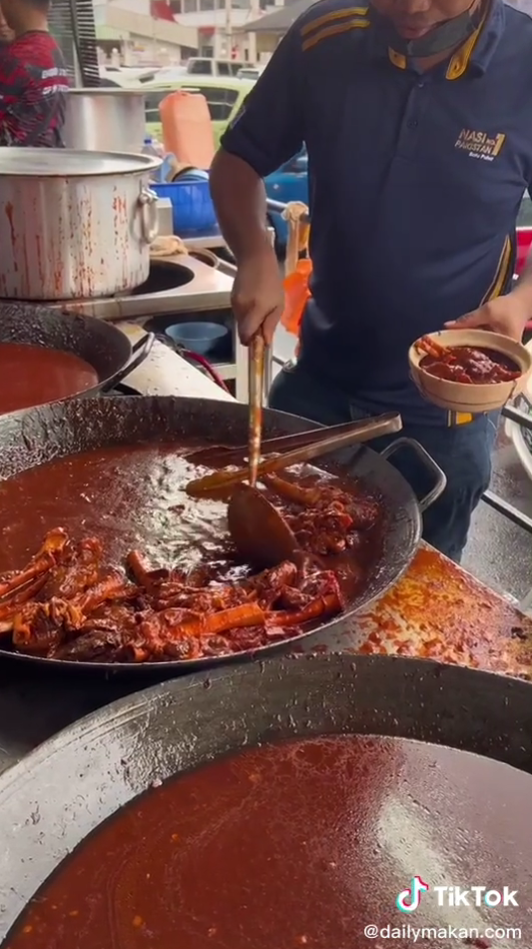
[159, 91, 215, 169]
[281, 258, 312, 336]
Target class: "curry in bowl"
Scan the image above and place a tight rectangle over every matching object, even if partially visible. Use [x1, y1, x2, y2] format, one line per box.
[408, 329, 532, 413]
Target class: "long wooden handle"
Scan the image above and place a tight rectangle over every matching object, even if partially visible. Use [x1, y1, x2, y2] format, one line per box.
[187, 416, 397, 468]
[187, 412, 402, 497]
[248, 335, 265, 488]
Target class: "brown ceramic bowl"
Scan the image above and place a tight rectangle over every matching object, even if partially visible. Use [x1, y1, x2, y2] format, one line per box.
[408, 329, 532, 413]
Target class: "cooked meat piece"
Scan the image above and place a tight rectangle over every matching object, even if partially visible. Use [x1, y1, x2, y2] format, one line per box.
[0, 527, 69, 601]
[12, 598, 84, 655]
[246, 561, 299, 609]
[126, 550, 170, 588]
[152, 581, 249, 613]
[73, 570, 136, 614]
[223, 625, 297, 652]
[52, 628, 128, 662]
[43, 537, 102, 599]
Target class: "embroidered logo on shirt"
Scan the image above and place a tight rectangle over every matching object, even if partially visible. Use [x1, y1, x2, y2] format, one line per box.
[454, 129, 506, 162]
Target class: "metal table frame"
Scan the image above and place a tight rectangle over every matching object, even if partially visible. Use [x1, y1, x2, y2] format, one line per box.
[484, 404, 532, 538]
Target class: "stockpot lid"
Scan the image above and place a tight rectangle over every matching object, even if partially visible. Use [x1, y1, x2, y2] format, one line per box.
[0, 148, 161, 177]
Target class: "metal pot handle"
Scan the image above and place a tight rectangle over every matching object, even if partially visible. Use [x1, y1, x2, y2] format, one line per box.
[379, 436, 447, 513]
[139, 188, 159, 244]
[100, 333, 155, 392]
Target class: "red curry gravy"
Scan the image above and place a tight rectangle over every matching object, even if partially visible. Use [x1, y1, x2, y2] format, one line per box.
[5, 734, 531, 949]
[0, 342, 98, 414]
[0, 443, 382, 597]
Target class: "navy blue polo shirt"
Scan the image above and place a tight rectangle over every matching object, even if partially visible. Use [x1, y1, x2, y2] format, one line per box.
[221, 0, 532, 425]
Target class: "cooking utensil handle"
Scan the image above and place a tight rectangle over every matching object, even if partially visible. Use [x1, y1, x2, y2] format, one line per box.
[100, 333, 155, 392]
[379, 437, 447, 513]
[139, 188, 159, 244]
[199, 415, 402, 466]
[248, 336, 265, 488]
[186, 412, 402, 496]
[258, 412, 402, 472]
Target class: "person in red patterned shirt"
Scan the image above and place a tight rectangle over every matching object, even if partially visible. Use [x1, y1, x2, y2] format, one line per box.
[0, 0, 69, 146]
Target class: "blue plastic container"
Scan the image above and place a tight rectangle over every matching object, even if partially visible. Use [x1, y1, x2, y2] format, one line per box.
[165, 321, 229, 357]
[153, 171, 218, 236]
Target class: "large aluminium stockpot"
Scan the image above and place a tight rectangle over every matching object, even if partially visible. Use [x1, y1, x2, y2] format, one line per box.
[64, 88, 147, 154]
[0, 148, 161, 301]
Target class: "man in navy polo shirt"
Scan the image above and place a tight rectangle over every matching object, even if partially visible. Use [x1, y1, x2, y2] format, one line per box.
[209, 0, 532, 561]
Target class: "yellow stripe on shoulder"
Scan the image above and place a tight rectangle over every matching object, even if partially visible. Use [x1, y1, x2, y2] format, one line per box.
[302, 18, 370, 51]
[300, 6, 369, 36]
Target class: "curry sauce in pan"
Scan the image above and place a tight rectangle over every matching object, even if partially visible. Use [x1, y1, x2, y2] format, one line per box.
[0, 343, 98, 414]
[0, 444, 233, 575]
[5, 734, 531, 948]
[0, 441, 384, 662]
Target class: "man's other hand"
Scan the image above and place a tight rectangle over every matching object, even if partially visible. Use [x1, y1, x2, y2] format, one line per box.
[445, 291, 531, 341]
[232, 247, 285, 346]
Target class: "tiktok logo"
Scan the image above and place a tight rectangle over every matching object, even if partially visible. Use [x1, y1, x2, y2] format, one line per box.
[396, 876, 430, 913]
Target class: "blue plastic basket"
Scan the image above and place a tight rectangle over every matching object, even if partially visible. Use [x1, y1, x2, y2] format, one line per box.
[153, 174, 218, 236]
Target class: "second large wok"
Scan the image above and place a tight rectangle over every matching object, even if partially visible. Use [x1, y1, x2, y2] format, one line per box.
[1, 655, 532, 942]
[0, 302, 153, 407]
[0, 396, 444, 673]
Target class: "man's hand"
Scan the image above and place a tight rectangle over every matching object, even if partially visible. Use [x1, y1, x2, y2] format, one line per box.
[231, 245, 284, 346]
[445, 288, 532, 341]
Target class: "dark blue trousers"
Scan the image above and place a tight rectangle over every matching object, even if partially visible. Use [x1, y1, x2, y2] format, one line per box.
[268, 360, 498, 562]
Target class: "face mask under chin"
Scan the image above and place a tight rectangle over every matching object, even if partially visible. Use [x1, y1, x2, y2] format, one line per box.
[371, 5, 477, 57]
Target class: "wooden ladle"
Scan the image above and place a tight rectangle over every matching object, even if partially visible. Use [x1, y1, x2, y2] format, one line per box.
[226, 412, 403, 568]
[227, 483, 299, 569]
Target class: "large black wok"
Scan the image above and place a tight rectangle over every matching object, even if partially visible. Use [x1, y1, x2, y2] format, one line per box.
[0, 302, 153, 402]
[0, 654, 531, 942]
[0, 396, 444, 673]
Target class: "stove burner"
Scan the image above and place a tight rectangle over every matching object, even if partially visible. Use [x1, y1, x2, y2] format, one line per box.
[128, 260, 194, 296]
[0, 260, 195, 307]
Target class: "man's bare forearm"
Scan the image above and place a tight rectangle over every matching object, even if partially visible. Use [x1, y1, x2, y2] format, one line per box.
[209, 150, 272, 263]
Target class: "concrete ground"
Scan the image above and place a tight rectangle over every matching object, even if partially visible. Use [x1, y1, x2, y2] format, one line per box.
[272, 325, 532, 606]
[464, 428, 532, 604]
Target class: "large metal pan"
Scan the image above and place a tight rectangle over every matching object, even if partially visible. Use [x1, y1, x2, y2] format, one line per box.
[0, 654, 531, 941]
[0, 302, 153, 406]
[0, 396, 444, 673]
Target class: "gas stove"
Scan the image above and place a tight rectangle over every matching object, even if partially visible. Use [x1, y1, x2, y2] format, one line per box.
[41, 255, 233, 322]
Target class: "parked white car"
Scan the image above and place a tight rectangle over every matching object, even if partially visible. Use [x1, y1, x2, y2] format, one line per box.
[185, 58, 247, 77]
[99, 67, 160, 87]
[237, 66, 265, 80]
